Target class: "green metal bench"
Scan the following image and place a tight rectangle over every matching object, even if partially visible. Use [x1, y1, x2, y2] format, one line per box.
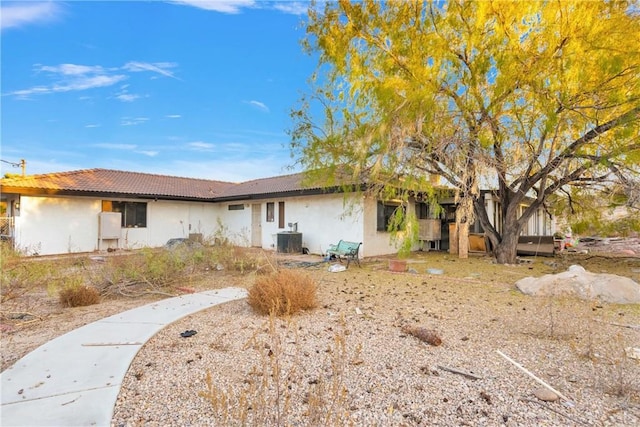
[326, 240, 362, 268]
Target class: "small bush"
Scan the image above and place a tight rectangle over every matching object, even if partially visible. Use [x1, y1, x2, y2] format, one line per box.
[59, 284, 100, 307]
[210, 246, 258, 272]
[248, 270, 318, 316]
[100, 248, 189, 288]
[1, 255, 63, 303]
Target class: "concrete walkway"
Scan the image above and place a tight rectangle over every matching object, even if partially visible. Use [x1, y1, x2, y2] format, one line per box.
[1, 287, 247, 427]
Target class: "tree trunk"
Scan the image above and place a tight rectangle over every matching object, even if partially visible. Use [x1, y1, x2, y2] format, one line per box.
[456, 193, 474, 259]
[458, 220, 469, 259]
[449, 223, 458, 255]
[494, 225, 520, 264]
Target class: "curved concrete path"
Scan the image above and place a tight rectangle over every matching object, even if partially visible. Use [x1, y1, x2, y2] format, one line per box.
[1, 287, 247, 427]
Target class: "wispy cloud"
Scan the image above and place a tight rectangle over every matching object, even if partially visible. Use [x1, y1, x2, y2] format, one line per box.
[170, 0, 255, 14]
[115, 93, 141, 102]
[272, 2, 308, 15]
[1, 2, 64, 31]
[135, 150, 159, 157]
[113, 85, 143, 102]
[85, 124, 101, 128]
[5, 61, 178, 99]
[166, 155, 294, 182]
[92, 143, 157, 157]
[120, 117, 149, 126]
[187, 141, 215, 151]
[8, 71, 127, 99]
[38, 64, 104, 76]
[123, 61, 180, 80]
[165, 114, 182, 119]
[246, 100, 270, 113]
[170, 0, 306, 15]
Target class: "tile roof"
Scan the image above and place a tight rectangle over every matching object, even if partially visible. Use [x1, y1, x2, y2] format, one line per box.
[0, 168, 344, 201]
[217, 171, 325, 199]
[0, 169, 235, 200]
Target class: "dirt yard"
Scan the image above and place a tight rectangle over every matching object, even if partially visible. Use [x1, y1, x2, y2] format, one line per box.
[2, 247, 639, 425]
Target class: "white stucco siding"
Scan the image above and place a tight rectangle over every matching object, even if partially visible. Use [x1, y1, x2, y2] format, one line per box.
[188, 203, 218, 238]
[123, 200, 221, 249]
[214, 194, 366, 255]
[13, 190, 455, 258]
[14, 196, 101, 255]
[280, 193, 364, 255]
[131, 202, 185, 249]
[13, 196, 223, 255]
[361, 196, 415, 257]
[232, 194, 412, 257]
[216, 203, 252, 246]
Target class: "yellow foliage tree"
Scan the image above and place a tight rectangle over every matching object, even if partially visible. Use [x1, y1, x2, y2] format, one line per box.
[290, 0, 640, 264]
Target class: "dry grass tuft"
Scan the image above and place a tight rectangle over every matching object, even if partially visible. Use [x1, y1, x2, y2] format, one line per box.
[59, 285, 101, 307]
[248, 270, 318, 316]
[199, 314, 352, 425]
[212, 246, 259, 273]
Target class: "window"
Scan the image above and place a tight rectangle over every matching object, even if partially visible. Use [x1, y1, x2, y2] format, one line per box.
[377, 202, 404, 232]
[104, 201, 147, 228]
[416, 202, 430, 219]
[228, 204, 244, 211]
[278, 201, 285, 228]
[266, 202, 274, 222]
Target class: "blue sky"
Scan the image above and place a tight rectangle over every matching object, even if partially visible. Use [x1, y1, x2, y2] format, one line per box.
[1, 1, 318, 182]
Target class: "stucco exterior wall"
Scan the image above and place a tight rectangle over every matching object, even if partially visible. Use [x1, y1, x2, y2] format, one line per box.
[14, 190, 559, 258]
[361, 196, 409, 257]
[14, 196, 101, 255]
[212, 194, 412, 258]
[12, 196, 221, 255]
[122, 200, 219, 249]
[216, 193, 368, 255]
[214, 203, 253, 246]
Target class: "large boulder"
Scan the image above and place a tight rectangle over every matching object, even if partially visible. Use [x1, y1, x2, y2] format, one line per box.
[515, 265, 640, 304]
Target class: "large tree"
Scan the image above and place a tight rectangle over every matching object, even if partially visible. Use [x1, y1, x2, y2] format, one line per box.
[290, 0, 640, 263]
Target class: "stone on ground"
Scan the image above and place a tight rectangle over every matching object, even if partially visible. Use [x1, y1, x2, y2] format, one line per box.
[515, 265, 640, 304]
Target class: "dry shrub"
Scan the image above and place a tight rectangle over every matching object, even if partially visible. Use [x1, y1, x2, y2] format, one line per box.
[59, 285, 100, 307]
[248, 270, 317, 316]
[200, 315, 352, 425]
[212, 246, 258, 272]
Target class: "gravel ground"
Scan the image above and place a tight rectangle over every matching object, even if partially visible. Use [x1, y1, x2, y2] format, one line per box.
[111, 259, 640, 426]
[2, 249, 638, 426]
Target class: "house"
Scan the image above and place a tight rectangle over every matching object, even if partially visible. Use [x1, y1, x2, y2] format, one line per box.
[0, 168, 554, 257]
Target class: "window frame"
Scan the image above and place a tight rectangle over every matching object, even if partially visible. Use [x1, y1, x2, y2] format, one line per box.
[266, 202, 275, 222]
[104, 201, 147, 228]
[377, 201, 405, 232]
[278, 201, 285, 229]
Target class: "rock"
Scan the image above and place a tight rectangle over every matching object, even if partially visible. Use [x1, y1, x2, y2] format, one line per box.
[515, 265, 640, 304]
[625, 347, 640, 360]
[533, 387, 559, 402]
